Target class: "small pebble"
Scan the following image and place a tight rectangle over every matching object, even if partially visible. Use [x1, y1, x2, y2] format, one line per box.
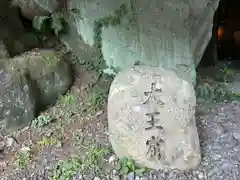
[113, 175, 121, 180]
[108, 154, 117, 164]
[95, 110, 104, 117]
[5, 137, 15, 147]
[127, 172, 135, 180]
[135, 176, 140, 180]
[0, 160, 7, 167]
[20, 146, 31, 152]
[198, 172, 204, 179]
[112, 169, 117, 175]
[78, 174, 84, 180]
[94, 176, 101, 180]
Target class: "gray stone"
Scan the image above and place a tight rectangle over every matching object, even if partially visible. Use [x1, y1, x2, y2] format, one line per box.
[108, 65, 201, 171]
[6, 49, 73, 109]
[60, 0, 220, 85]
[0, 69, 36, 134]
[141, 100, 240, 180]
[12, 0, 59, 20]
[0, 1, 41, 57]
[0, 41, 10, 60]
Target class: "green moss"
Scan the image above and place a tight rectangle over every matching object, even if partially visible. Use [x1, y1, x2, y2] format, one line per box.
[92, 4, 129, 73]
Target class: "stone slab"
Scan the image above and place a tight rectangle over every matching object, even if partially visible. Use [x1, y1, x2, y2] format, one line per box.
[108, 65, 201, 171]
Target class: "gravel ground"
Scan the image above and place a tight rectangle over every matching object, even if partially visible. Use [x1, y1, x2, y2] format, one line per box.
[2, 97, 240, 180]
[142, 100, 240, 180]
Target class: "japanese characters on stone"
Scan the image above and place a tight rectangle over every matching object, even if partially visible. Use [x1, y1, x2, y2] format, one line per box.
[142, 82, 165, 162]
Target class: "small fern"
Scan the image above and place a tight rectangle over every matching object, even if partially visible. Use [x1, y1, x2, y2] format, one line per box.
[31, 114, 54, 128]
[33, 12, 66, 36]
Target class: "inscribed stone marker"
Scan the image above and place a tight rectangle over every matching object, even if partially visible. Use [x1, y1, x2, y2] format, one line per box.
[108, 65, 201, 170]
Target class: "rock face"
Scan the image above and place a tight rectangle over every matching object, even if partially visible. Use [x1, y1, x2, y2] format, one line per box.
[6, 49, 73, 109]
[0, 0, 41, 57]
[0, 49, 73, 134]
[11, 0, 59, 20]
[58, 0, 221, 85]
[0, 41, 10, 60]
[108, 65, 201, 171]
[0, 69, 36, 134]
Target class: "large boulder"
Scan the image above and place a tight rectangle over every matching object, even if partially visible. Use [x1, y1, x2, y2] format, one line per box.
[0, 69, 36, 134]
[108, 65, 201, 171]
[60, 0, 221, 85]
[5, 49, 73, 110]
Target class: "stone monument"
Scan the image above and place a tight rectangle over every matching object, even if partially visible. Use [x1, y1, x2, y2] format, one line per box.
[108, 65, 201, 170]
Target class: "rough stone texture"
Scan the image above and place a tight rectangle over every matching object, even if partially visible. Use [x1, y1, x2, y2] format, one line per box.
[142, 100, 240, 180]
[0, 0, 25, 38]
[0, 69, 36, 134]
[6, 49, 73, 109]
[11, 0, 59, 20]
[0, 0, 41, 57]
[108, 65, 201, 171]
[60, 0, 221, 85]
[0, 41, 10, 61]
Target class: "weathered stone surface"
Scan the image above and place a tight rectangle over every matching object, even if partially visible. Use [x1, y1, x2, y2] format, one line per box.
[5, 32, 41, 57]
[60, 0, 221, 85]
[12, 0, 59, 20]
[0, 0, 41, 57]
[108, 65, 201, 171]
[0, 69, 36, 134]
[140, 100, 240, 180]
[6, 49, 73, 109]
[0, 0, 25, 37]
[0, 41, 10, 61]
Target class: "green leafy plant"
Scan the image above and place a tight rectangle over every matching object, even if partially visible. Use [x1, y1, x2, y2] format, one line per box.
[51, 156, 82, 180]
[92, 4, 129, 74]
[50, 143, 111, 179]
[13, 150, 33, 170]
[33, 12, 67, 36]
[31, 114, 54, 128]
[72, 129, 85, 147]
[196, 77, 240, 102]
[80, 143, 111, 173]
[216, 66, 235, 82]
[37, 135, 62, 147]
[87, 87, 107, 113]
[116, 157, 148, 178]
[56, 91, 84, 123]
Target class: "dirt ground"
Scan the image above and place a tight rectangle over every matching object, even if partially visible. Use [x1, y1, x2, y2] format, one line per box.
[0, 61, 119, 180]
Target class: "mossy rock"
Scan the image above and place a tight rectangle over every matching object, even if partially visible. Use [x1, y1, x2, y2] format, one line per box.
[0, 69, 36, 134]
[6, 49, 74, 110]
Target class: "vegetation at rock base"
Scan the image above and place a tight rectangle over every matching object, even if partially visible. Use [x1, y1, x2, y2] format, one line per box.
[50, 142, 111, 180]
[196, 65, 240, 102]
[33, 12, 67, 36]
[13, 147, 33, 170]
[115, 157, 149, 178]
[31, 114, 55, 128]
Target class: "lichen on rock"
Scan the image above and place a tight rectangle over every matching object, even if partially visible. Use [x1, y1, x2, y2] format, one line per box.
[0, 69, 36, 134]
[6, 49, 73, 110]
